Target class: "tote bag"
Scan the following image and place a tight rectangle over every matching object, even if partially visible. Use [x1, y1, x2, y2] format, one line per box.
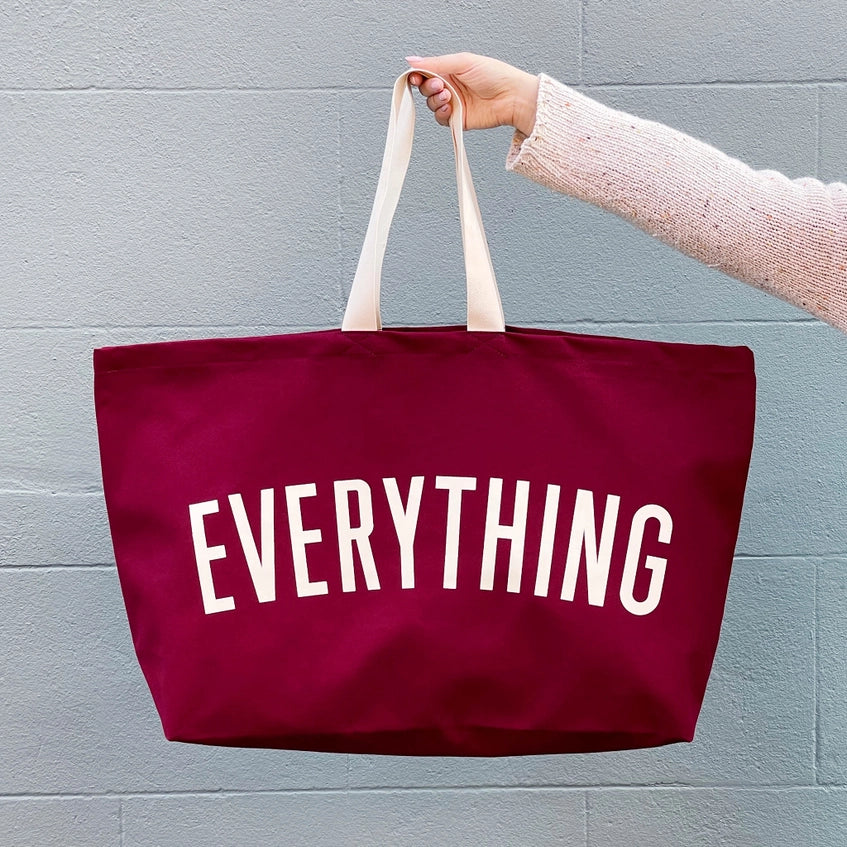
[94, 68, 756, 756]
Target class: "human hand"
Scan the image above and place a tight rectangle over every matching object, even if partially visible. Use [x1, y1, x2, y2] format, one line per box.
[405, 52, 539, 136]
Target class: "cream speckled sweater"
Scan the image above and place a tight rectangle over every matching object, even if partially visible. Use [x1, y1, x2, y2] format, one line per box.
[505, 73, 847, 334]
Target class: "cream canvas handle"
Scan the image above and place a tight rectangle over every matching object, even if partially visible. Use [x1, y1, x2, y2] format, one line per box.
[342, 68, 506, 332]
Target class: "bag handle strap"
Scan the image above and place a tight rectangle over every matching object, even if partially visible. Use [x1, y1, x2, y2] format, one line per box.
[342, 68, 506, 332]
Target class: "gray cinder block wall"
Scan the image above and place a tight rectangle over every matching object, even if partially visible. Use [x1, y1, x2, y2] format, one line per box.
[1, 2, 845, 845]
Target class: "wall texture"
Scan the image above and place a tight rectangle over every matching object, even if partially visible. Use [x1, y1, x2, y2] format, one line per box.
[1, 2, 845, 845]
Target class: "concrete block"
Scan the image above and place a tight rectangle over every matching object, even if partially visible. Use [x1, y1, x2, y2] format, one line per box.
[587, 788, 847, 847]
[0, 492, 111, 566]
[817, 558, 847, 784]
[0, 92, 339, 328]
[819, 85, 847, 182]
[0, 798, 119, 847]
[592, 85, 817, 177]
[0, 568, 348, 793]
[0, 3, 99, 89]
[0, 1, 580, 89]
[583, 2, 847, 84]
[1, 330, 104, 494]
[122, 789, 587, 847]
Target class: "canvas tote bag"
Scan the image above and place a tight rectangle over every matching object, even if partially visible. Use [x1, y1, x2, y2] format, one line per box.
[94, 68, 756, 756]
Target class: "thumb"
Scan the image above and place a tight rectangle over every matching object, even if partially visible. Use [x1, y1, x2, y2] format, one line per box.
[404, 52, 476, 78]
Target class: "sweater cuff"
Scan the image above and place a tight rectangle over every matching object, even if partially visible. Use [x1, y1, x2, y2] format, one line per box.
[505, 73, 620, 190]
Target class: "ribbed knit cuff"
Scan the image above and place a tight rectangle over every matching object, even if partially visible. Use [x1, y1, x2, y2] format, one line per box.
[505, 73, 614, 192]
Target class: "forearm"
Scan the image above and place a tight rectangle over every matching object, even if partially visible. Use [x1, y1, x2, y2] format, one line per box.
[506, 73, 847, 333]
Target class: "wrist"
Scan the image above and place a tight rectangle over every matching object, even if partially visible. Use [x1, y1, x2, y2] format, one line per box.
[510, 70, 539, 136]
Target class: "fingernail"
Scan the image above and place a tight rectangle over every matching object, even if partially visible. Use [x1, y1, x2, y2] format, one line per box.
[405, 55, 423, 62]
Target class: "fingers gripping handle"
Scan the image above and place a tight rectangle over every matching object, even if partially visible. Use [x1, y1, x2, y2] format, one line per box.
[342, 68, 506, 332]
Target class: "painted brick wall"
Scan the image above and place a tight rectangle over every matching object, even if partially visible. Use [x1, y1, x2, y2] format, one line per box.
[1, 2, 845, 844]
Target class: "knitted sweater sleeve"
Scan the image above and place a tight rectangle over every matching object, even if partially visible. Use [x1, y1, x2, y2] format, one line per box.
[505, 73, 847, 333]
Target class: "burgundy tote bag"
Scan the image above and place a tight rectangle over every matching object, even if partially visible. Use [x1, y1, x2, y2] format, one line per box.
[94, 68, 756, 756]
